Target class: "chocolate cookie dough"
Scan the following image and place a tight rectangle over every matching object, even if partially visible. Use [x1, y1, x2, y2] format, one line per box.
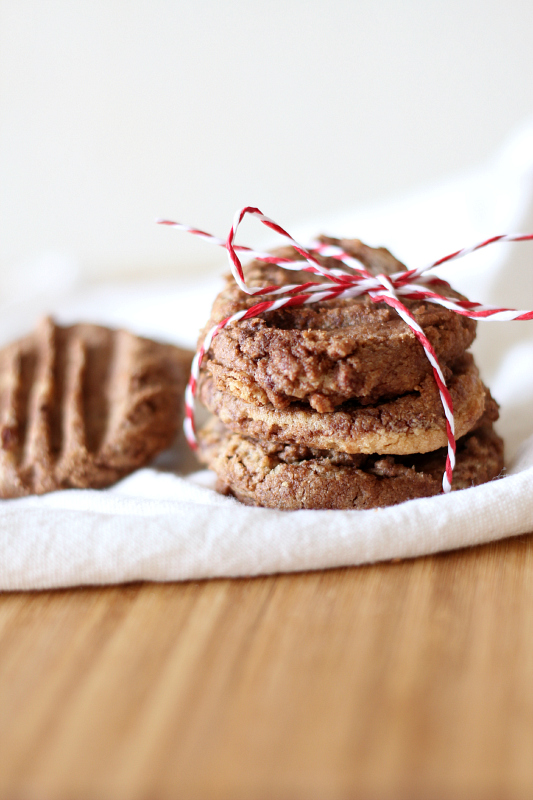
[202, 238, 477, 411]
[198, 413, 504, 510]
[0, 318, 193, 498]
[199, 354, 487, 456]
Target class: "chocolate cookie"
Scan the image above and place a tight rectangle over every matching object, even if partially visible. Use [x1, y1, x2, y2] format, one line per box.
[198, 414, 504, 510]
[199, 354, 487, 456]
[0, 318, 193, 498]
[202, 238, 477, 412]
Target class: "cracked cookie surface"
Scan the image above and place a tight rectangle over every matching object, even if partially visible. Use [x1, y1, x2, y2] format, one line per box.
[198, 410, 503, 510]
[201, 238, 477, 412]
[199, 354, 487, 456]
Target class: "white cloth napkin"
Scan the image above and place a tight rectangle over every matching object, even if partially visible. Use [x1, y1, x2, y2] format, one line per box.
[2, 121, 533, 590]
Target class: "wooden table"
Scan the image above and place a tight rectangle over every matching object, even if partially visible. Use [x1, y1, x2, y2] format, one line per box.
[1, 533, 533, 800]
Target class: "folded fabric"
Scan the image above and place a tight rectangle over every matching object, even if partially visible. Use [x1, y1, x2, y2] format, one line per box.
[1, 120, 533, 590]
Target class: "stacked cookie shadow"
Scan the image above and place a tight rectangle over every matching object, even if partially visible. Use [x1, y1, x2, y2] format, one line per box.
[197, 238, 504, 510]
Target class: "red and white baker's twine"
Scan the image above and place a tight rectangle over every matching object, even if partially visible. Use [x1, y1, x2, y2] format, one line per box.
[159, 207, 533, 494]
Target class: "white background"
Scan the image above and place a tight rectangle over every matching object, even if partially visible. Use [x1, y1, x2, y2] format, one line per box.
[1, 0, 533, 281]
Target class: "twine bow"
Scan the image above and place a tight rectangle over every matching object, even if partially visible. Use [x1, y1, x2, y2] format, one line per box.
[159, 207, 533, 493]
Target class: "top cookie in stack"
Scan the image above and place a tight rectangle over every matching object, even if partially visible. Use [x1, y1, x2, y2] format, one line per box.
[196, 238, 503, 509]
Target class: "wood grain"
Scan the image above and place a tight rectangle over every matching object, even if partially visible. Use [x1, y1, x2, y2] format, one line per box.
[1, 533, 533, 800]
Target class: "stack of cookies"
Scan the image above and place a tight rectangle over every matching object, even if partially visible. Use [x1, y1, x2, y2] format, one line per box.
[197, 238, 504, 509]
